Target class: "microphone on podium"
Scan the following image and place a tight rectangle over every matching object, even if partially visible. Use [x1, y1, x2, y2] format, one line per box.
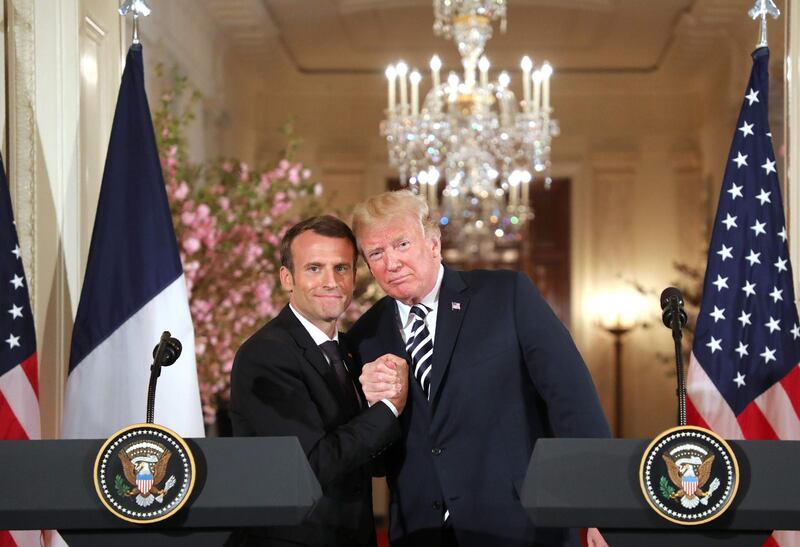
[660, 286, 688, 332]
[659, 286, 688, 425]
[147, 331, 183, 423]
[153, 335, 182, 368]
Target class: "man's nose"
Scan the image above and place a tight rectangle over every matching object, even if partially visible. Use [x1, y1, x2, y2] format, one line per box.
[385, 250, 402, 271]
[322, 268, 337, 287]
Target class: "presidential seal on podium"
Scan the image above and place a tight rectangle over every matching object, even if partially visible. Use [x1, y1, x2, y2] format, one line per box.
[94, 422, 196, 524]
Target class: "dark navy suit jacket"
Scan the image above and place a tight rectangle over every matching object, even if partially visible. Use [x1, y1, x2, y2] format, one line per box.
[349, 267, 610, 547]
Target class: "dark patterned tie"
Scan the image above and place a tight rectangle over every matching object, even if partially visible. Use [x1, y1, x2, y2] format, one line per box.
[406, 304, 434, 399]
[319, 340, 361, 408]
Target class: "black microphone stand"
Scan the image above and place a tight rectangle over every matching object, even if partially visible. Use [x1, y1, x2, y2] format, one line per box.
[146, 331, 172, 424]
[667, 302, 687, 427]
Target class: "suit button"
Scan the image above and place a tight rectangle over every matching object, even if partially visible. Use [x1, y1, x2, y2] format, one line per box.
[432, 501, 442, 510]
[431, 447, 442, 456]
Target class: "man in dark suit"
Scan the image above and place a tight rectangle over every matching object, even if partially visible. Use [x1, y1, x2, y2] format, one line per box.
[349, 191, 611, 547]
[230, 215, 408, 546]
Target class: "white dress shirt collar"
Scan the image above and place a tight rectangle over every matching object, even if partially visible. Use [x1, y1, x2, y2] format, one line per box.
[396, 264, 444, 328]
[289, 304, 339, 346]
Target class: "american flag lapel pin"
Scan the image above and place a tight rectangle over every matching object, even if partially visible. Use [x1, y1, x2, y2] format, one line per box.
[451, 301, 461, 311]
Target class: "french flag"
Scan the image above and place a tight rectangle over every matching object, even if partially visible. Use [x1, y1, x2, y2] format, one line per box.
[61, 44, 204, 439]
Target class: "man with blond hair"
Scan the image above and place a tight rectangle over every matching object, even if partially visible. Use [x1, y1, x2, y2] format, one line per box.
[349, 191, 610, 547]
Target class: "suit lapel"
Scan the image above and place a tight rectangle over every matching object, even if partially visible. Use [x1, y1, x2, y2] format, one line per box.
[428, 267, 469, 404]
[278, 306, 353, 411]
[377, 298, 408, 360]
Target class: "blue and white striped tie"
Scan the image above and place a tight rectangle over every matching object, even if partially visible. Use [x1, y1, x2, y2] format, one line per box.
[406, 304, 434, 399]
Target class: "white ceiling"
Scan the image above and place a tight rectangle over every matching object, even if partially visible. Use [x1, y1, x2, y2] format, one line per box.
[200, 0, 786, 78]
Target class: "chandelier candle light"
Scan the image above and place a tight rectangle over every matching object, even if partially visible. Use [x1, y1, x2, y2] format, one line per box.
[382, 0, 559, 249]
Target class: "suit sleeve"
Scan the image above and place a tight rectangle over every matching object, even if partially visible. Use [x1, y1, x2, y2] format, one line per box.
[230, 332, 401, 487]
[513, 272, 611, 438]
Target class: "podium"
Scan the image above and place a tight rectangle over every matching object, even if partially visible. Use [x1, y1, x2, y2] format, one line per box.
[521, 438, 800, 546]
[0, 437, 321, 546]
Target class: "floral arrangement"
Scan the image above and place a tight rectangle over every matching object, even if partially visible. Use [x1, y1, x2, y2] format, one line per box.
[153, 68, 355, 424]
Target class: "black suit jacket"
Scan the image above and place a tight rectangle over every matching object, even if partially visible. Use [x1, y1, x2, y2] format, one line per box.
[349, 267, 611, 547]
[229, 305, 401, 546]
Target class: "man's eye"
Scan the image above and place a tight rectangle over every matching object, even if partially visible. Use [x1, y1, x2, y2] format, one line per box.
[368, 251, 383, 261]
[336, 265, 351, 273]
[398, 240, 410, 249]
[308, 265, 320, 272]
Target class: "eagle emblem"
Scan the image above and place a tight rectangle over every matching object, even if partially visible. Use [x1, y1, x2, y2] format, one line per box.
[640, 426, 739, 525]
[118, 440, 177, 507]
[661, 443, 720, 509]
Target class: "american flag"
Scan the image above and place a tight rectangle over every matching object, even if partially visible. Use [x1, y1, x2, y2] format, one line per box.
[0, 154, 42, 546]
[686, 47, 799, 547]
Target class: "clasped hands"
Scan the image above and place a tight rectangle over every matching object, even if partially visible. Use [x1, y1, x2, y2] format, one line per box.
[359, 354, 409, 413]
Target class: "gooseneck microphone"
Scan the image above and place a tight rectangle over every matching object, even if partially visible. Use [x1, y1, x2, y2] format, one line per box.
[146, 331, 183, 424]
[153, 336, 182, 368]
[660, 286, 688, 331]
[660, 287, 688, 426]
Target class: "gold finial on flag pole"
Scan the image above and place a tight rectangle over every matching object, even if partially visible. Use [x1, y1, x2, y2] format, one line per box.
[748, 0, 780, 48]
[119, 0, 152, 46]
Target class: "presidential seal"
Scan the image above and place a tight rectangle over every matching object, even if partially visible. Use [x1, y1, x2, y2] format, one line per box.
[639, 425, 739, 525]
[94, 423, 196, 524]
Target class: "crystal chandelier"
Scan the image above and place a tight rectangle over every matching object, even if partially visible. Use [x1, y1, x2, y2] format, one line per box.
[381, 0, 558, 254]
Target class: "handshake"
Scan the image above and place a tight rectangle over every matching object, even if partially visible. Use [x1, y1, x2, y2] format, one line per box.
[359, 355, 410, 414]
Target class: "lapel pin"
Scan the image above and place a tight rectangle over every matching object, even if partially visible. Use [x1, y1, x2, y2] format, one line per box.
[451, 302, 461, 311]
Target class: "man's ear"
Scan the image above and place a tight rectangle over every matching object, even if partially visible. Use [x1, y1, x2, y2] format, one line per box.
[279, 266, 294, 292]
[429, 233, 442, 259]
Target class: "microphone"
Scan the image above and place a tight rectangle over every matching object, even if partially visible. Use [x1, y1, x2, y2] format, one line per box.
[152, 336, 182, 367]
[660, 286, 688, 331]
[660, 287, 689, 427]
[146, 331, 183, 424]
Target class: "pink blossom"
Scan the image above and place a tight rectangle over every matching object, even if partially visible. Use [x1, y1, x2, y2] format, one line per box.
[174, 182, 190, 200]
[279, 159, 290, 170]
[302, 169, 311, 179]
[314, 183, 323, 196]
[288, 168, 300, 185]
[259, 174, 272, 193]
[196, 204, 211, 219]
[218, 197, 230, 210]
[255, 281, 272, 300]
[222, 161, 234, 173]
[183, 237, 201, 254]
[270, 201, 292, 216]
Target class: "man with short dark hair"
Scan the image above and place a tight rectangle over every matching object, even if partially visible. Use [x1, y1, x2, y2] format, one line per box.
[230, 215, 408, 546]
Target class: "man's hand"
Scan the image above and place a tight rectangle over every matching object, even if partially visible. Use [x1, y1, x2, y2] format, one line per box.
[359, 354, 409, 413]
